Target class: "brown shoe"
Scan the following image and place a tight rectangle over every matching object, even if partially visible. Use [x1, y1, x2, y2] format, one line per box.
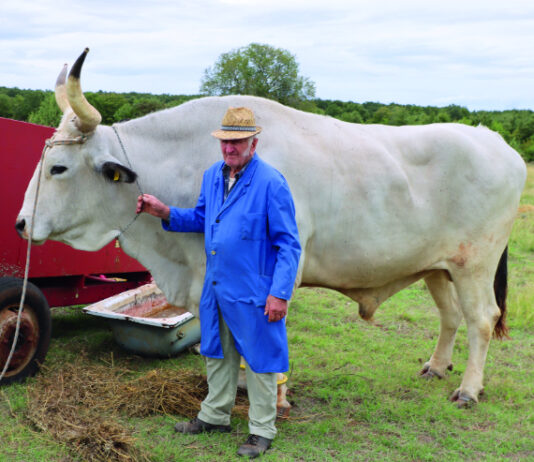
[174, 417, 231, 434]
[237, 434, 272, 458]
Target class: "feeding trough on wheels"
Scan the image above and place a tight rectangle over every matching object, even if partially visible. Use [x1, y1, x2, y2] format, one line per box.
[83, 283, 200, 356]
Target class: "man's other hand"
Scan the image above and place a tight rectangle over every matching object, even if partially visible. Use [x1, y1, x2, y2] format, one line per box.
[264, 295, 288, 322]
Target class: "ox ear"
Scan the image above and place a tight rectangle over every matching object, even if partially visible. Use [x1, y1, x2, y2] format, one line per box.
[98, 161, 138, 184]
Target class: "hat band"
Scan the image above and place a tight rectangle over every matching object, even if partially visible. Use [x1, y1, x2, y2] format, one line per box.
[221, 125, 257, 132]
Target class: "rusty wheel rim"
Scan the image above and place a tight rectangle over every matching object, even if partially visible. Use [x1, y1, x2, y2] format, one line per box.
[0, 303, 40, 377]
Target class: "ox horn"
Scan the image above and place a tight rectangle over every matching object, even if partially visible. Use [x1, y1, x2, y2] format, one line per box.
[66, 48, 102, 133]
[54, 64, 70, 113]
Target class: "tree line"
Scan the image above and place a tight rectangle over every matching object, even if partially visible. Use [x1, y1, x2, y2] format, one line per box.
[1, 85, 532, 162]
[0, 87, 199, 127]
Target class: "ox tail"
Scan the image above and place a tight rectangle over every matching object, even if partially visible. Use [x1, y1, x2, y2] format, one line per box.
[493, 246, 509, 339]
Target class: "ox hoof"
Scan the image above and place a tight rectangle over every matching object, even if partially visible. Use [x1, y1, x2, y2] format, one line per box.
[419, 362, 452, 379]
[420, 368, 443, 380]
[450, 389, 478, 409]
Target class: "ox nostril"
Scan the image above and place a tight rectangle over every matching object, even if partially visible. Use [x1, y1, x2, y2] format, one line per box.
[15, 219, 26, 234]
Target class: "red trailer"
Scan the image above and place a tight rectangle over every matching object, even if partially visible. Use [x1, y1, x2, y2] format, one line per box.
[0, 117, 151, 384]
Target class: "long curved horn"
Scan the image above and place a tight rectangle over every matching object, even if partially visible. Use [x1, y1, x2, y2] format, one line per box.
[66, 48, 102, 133]
[54, 64, 70, 113]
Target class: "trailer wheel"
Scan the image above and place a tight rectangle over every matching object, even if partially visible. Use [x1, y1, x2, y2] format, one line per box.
[0, 277, 51, 385]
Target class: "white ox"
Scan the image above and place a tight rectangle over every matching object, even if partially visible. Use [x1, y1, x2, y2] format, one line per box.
[17, 50, 527, 407]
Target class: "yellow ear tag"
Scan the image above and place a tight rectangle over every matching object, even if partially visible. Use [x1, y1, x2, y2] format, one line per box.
[113, 171, 120, 181]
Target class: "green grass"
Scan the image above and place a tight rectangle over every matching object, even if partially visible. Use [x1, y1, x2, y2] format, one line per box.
[1, 164, 533, 461]
[0, 385, 71, 461]
[508, 164, 534, 329]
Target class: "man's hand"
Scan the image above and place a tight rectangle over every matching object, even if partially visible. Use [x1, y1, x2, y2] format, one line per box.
[264, 295, 288, 323]
[136, 194, 171, 220]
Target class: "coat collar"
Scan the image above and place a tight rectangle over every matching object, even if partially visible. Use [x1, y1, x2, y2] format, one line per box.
[219, 153, 258, 184]
[215, 154, 259, 214]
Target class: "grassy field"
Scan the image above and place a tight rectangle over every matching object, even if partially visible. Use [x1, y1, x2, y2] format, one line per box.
[1, 164, 533, 462]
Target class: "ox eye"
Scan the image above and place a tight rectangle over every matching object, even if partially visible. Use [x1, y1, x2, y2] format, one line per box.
[50, 165, 68, 175]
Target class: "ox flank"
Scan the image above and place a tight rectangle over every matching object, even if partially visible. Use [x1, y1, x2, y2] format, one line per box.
[17, 50, 527, 408]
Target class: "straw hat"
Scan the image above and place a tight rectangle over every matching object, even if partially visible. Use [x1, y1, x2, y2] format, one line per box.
[211, 107, 262, 140]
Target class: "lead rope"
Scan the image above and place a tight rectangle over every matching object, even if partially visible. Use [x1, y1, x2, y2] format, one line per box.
[0, 135, 87, 383]
[112, 125, 144, 237]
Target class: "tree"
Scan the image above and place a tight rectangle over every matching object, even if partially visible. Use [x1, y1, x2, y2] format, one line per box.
[131, 97, 165, 118]
[28, 93, 62, 127]
[444, 104, 469, 121]
[11, 90, 45, 121]
[372, 106, 392, 124]
[90, 92, 128, 124]
[0, 94, 12, 118]
[114, 103, 134, 122]
[514, 112, 534, 142]
[200, 43, 315, 108]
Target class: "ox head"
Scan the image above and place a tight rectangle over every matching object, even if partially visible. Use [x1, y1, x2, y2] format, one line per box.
[16, 48, 138, 250]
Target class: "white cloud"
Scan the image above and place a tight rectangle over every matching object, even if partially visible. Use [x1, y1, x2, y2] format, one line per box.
[1, 0, 533, 109]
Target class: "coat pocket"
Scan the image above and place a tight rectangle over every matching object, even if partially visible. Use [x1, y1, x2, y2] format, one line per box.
[253, 274, 272, 307]
[240, 213, 267, 240]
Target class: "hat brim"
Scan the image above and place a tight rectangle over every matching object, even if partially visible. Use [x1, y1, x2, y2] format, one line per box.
[211, 126, 262, 140]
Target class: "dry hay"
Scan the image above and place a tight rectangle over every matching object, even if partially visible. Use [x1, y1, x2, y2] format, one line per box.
[106, 368, 249, 419]
[25, 356, 249, 461]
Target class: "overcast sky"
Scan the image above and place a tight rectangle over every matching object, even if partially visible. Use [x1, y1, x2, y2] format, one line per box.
[1, 0, 533, 111]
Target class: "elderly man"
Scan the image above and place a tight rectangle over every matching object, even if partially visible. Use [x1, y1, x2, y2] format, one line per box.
[136, 107, 301, 458]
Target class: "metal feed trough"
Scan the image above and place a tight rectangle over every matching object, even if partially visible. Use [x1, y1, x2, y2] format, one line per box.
[83, 283, 200, 356]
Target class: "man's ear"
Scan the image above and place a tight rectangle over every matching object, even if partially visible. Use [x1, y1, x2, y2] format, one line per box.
[98, 161, 138, 183]
[250, 137, 258, 153]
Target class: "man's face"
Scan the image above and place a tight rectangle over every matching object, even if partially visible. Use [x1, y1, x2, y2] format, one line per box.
[220, 137, 258, 173]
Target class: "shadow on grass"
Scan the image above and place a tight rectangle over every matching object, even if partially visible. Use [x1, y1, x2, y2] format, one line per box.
[51, 306, 108, 338]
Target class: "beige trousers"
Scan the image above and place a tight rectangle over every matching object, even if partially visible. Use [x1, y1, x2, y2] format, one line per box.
[197, 311, 278, 440]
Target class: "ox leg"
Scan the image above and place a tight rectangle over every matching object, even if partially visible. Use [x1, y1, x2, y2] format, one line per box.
[448, 270, 501, 407]
[421, 271, 463, 379]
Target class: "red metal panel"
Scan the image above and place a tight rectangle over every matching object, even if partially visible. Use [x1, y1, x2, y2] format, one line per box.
[1, 117, 147, 280]
[33, 272, 152, 307]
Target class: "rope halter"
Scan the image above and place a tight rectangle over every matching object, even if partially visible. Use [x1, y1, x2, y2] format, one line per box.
[45, 134, 89, 149]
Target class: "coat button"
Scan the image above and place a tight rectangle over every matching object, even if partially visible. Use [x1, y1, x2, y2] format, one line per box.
[215, 219, 220, 223]
[211, 250, 216, 255]
[212, 281, 217, 286]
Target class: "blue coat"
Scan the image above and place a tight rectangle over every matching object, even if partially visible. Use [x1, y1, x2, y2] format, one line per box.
[162, 154, 301, 373]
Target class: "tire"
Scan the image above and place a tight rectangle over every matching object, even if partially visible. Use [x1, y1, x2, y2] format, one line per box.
[0, 277, 51, 385]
